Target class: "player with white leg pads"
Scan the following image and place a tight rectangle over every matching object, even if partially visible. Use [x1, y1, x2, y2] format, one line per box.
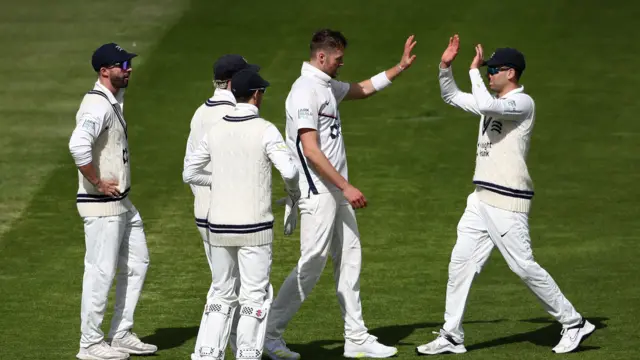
[183, 69, 300, 360]
[184, 54, 261, 358]
[416, 35, 594, 356]
[265, 29, 417, 359]
[69, 43, 156, 360]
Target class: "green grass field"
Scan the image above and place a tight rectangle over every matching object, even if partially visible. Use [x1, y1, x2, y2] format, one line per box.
[1, 0, 639, 359]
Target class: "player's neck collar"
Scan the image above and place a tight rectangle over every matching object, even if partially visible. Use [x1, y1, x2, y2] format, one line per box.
[235, 102, 259, 115]
[94, 81, 120, 104]
[212, 88, 237, 104]
[498, 85, 525, 98]
[301, 62, 331, 85]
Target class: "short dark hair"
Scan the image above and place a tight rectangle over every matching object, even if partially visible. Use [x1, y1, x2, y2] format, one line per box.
[310, 29, 347, 56]
[235, 94, 253, 103]
[514, 69, 523, 81]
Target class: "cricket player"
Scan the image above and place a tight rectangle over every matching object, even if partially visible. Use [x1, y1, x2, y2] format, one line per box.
[264, 29, 417, 359]
[69, 43, 157, 360]
[183, 69, 300, 360]
[416, 35, 594, 355]
[183, 54, 260, 358]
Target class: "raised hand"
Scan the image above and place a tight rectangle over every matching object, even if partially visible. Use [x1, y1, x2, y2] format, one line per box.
[441, 34, 460, 68]
[470, 44, 484, 69]
[399, 35, 417, 71]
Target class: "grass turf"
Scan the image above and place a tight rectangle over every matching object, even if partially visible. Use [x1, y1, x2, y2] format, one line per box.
[1, 0, 639, 359]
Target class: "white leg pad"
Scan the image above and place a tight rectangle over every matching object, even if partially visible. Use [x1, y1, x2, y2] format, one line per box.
[236, 285, 274, 359]
[196, 302, 236, 360]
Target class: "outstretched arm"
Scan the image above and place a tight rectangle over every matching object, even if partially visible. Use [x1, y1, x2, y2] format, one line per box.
[439, 34, 482, 116]
[340, 35, 417, 101]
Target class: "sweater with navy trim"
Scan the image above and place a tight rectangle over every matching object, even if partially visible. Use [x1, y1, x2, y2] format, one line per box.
[439, 66, 536, 213]
[184, 89, 236, 224]
[207, 104, 276, 246]
[71, 82, 133, 217]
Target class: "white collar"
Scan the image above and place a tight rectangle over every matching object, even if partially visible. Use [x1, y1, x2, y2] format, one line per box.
[235, 102, 259, 115]
[94, 81, 123, 104]
[301, 62, 331, 86]
[211, 88, 237, 104]
[500, 86, 525, 98]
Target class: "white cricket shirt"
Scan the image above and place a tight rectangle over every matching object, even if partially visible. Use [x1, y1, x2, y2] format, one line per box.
[285, 62, 351, 196]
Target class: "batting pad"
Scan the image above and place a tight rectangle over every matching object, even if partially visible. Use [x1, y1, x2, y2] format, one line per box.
[198, 301, 237, 360]
[236, 284, 274, 359]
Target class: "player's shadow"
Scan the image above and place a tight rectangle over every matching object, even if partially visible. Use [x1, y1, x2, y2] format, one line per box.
[466, 316, 607, 352]
[288, 319, 507, 360]
[141, 326, 199, 351]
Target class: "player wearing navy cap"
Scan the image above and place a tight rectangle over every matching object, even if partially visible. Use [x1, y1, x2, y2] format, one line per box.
[416, 35, 594, 356]
[69, 43, 156, 360]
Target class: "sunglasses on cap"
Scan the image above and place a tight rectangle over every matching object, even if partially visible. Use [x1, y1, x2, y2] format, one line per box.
[487, 66, 511, 76]
[106, 60, 132, 71]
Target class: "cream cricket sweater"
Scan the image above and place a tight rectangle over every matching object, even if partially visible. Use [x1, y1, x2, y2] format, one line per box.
[440, 66, 536, 213]
[69, 81, 133, 217]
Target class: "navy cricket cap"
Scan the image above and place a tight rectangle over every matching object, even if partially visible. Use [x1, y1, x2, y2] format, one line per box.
[91, 43, 137, 72]
[214, 54, 260, 81]
[483, 48, 526, 73]
[231, 69, 270, 98]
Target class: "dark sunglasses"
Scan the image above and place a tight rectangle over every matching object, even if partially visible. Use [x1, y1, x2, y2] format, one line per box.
[107, 60, 132, 71]
[487, 66, 512, 75]
[250, 88, 266, 94]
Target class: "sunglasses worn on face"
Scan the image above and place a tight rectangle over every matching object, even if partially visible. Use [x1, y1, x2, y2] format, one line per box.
[107, 60, 132, 71]
[487, 66, 511, 75]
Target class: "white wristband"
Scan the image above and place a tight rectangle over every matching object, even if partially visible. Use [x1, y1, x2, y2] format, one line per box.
[371, 71, 392, 91]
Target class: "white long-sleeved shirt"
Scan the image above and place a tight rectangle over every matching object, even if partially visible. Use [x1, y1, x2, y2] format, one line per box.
[439, 66, 535, 213]
[183, 89, 236, 222]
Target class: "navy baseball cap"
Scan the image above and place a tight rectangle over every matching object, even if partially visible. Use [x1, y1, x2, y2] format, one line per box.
[483, 48, 526, 72]
[91, 43, 137, 72]
[231, 69, 270, 98]
[214, 54, 260, 81]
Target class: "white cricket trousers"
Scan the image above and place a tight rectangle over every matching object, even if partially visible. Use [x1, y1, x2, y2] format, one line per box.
[443, 191, 582, 343]
[193, 225, 240, 354]
[204, 244, 272, 352]
[80, 208, 149, 348]
[268, 191, 369, 342]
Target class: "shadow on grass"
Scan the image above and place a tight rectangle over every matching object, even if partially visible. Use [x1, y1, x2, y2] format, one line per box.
[465, 316, 607, 353]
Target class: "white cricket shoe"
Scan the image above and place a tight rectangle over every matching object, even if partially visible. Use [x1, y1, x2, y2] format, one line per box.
[552, 319, 595, 354]
[344, 335, 398, 358]
[109, 332, 158, 355]
[416, 330, 467, 355]
[76, 341, 130, 360]
[264, 338, 301, 360]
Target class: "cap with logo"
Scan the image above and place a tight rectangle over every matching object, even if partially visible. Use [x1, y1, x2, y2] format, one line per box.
[230, 69, 270, 98]
[214, 54, 260, 81]
[483, 48, 526, 73]
[91, 43, 137, 72]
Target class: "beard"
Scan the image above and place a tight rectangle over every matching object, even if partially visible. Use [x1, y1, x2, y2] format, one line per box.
[110, 73, 130, 89]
